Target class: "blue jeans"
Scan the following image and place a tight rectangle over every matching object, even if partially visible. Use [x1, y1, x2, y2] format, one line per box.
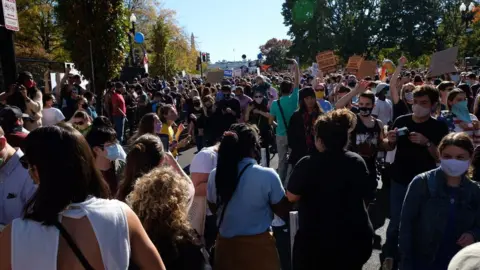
[382, 180, 408, 261]
[113, 116, 125, 143]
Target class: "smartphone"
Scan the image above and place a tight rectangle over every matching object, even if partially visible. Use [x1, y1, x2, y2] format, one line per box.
[397, 127, 410, 137]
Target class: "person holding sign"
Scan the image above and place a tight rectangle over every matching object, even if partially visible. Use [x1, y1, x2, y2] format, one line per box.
[159, 104, 191, 158]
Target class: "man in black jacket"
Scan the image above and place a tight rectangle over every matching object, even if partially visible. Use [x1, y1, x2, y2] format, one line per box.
[214, 85, 241, 138]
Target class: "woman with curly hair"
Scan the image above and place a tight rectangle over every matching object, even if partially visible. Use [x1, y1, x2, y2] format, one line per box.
[127, 166, 209, 270]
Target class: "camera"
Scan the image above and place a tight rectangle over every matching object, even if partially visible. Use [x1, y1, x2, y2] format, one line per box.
[397, 127, 410, 137]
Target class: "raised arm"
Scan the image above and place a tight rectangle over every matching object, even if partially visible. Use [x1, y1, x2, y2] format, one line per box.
[390, 56, 407, 104]
[335, 80, 369, 109]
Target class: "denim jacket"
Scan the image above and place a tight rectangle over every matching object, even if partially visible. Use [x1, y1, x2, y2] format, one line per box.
[399, 167, 480, 270]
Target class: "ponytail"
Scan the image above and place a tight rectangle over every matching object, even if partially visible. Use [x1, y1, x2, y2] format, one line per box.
[215, 124, 260, 207]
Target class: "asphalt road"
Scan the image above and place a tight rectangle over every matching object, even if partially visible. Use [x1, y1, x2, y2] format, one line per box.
[177, 147, 386, 270]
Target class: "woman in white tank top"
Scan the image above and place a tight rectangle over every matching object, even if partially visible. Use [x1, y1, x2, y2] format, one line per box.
[0, 124, 165, 270]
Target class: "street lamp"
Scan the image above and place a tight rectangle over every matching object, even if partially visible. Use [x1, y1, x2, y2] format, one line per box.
[460, 2, 475, 61]
[129, 13, 137, 66]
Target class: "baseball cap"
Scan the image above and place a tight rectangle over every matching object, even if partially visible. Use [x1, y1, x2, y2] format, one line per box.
[373, 83, 390, 94]
[0, 106, 29, 125]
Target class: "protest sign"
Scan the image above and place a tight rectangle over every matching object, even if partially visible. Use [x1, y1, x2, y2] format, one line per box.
[206, 71, 224, 83]
[233, 69, 242, 77]
[224, 70, 233, 77]
[429, 47, 458, 77]
[175, 124, 185, 141]
[316, 51, 337, 73]
[356, 60, 377, 79]
[346, 55, 363, 70]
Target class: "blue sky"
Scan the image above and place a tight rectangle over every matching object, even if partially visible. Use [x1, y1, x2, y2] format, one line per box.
[163, 0, 290, 63]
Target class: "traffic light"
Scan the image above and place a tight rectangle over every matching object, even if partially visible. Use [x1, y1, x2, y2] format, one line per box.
[206, 53, 211, 62]
[201, 53, 206, 62]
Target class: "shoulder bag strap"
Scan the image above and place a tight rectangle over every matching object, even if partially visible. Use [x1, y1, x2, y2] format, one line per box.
[217, 163, 253, 230]
[54, 220, 95, 270]
[276, 100, 288, 129]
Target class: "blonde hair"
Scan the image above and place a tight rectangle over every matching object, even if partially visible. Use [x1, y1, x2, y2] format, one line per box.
[127, 166, 194, 247]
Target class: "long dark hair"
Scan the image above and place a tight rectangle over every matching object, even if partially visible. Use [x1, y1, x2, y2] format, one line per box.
[129, 113, 157, 143]
[23, 124, 110, 225]
[117, 134, 165, 201]
[215, 123, 260, 207]
[298, 87, 322, 114]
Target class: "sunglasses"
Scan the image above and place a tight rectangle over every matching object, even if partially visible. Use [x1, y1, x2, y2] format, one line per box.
[254, 95, 263, 98]
[19, 155, 29, 169]
[74, 121, 85, 126]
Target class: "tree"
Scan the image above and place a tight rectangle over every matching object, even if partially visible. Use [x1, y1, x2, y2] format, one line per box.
[15, 0, 68, 60]
[282, 0, 472, 64]
[148, 9, 199, 78]
[259, 38, 292, 71]
[282, 0, 334, 64]
[56, 0, 129, 95]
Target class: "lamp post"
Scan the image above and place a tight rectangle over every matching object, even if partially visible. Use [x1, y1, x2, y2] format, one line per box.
[129, 13, 137, 67]
[460, 2, 475, 61]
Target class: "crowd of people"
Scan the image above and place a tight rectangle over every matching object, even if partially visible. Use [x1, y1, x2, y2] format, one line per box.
[1, 56, 480, 270]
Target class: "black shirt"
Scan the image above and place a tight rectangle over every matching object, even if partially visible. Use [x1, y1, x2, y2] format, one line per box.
[287, 150, 373, 249]
[393, 101, 411, 122]
[214, 98, 241, 135]
[391, 114, 449, 186]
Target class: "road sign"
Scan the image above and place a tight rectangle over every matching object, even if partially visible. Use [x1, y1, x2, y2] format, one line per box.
[2, 0, 19, 31]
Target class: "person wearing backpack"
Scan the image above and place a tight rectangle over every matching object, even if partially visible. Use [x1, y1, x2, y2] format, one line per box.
[399, 132, 480, 270]
[269, 59, 300, 184]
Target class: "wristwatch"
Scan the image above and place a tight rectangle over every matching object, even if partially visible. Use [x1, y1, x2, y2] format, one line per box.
[426, 141, 432, 148]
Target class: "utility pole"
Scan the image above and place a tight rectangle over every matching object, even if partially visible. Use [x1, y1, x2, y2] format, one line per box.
[0, 1, 18, 90]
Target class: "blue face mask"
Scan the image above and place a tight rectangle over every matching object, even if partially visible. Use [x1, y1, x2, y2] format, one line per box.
[452, 100, 472, 123]
[105, 144, 122, 161]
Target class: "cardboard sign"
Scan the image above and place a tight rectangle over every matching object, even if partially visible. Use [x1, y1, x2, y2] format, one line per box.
[429, 47, 459, 77]
[316, 51, 337, 73]
[356, 60, 378, 79]
[346, 55, 363, 70]
[206, 71, 224, 84]
[175, 124, 185, 141]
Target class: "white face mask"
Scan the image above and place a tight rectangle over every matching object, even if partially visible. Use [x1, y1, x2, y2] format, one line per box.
[404, 92, 414, 102]
[412, 104, 431, 117]
[440, 159, 470, 177]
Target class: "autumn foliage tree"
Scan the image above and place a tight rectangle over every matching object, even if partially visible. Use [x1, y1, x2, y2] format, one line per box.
[148, 9, 199, 79]
[260, 38, 292, 71]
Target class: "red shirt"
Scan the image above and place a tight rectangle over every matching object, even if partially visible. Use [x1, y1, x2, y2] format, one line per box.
[111, 93, 126, 117]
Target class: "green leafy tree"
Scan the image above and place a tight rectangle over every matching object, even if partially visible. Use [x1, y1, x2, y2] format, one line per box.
[282, 0, 334, 63]
[56, 0, 129, 95]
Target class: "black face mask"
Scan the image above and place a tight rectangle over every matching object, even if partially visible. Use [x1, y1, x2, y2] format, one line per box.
[359, 107, 373, 116]
[193, 102, 201, 107]
[348, 82, 357, 88]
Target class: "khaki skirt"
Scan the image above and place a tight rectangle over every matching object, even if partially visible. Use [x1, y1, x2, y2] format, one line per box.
[214, 231, 281, 270]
